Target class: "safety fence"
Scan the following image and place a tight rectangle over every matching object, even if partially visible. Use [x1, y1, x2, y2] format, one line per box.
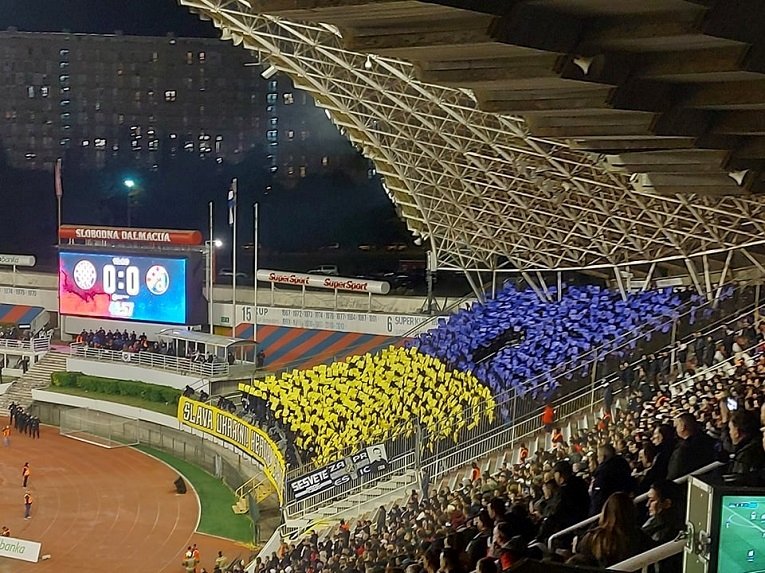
[0, 337, 50, 353]
[70, 342, 230, 377]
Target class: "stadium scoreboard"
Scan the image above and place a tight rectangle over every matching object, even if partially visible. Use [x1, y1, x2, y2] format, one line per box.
[59, 247, 205, 325]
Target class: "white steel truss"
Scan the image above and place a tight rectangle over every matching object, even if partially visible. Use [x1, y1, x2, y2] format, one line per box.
[180, 0, 765, 273]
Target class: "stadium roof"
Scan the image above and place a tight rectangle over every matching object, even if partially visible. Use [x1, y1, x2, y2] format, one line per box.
[157, 328, 255, 348]
[180, 0, 765, 287]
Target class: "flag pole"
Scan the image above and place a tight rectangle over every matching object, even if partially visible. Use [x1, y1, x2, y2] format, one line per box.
[208, 200, 214, 334]
[54, 158, 63, 245]
[253, 202, 259, 344]
[231, 178, 238, 337]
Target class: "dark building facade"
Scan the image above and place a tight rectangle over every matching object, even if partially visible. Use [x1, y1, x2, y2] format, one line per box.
[0, 29, 358, 184]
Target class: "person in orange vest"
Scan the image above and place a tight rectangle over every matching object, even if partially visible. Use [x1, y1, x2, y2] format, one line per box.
[551, 427, 564, 444]
[541, 403, 555, 433]
[519, 442, 529, 463]
[470, 461, 481, 482]
[23, 491, 32, 519]
[21, 462, 30, 487]
[192, 544, 200, 565]
[2, 425, 10, 447]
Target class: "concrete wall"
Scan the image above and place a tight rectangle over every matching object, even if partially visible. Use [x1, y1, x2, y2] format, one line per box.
[66, 357, 207, 392]
[31, 390, 281, 542]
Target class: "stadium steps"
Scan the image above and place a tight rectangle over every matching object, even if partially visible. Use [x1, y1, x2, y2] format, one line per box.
[285, 469, 417, 530]
[0, 351, 68, 410]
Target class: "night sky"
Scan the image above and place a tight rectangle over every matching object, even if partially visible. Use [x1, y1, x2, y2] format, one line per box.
[1, 0, 216, 36]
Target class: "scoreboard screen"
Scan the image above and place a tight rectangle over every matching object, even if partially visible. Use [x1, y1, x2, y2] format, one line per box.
[59, 250, 192, 324]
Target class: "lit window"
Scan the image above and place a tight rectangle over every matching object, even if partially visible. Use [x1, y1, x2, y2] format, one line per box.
[148, 139, 159, 150]
[170, 133, 177, 139]
[270, 165, 278, 173]
[59, 61, 68, 70]
[59, 138, 70, 146]
[27, 86, 34, 98]
[321, 156, 329, 166]
[266, 93, 277, 105]
[81, 140, 89, 147]
[94, 138, 107, 148]
[199, 51, 206, 62]
[41, 86, 49, 97]
[164, 90, 177, 102]
[151, 51, 159, 63]
[59, 75, 69, 83]
[299, 166, 307, 177]
[283, 92, 294, 105]
[59, 99, 70, 107]
[268, 80, 277, 91]
[25, 153, 36, 160]
[267, 130, 278, 142]
[59, 49, 69, 58]
[269, 117, 278, 127]
[186, 52, 193, 64]
[286, 130, 294, 140]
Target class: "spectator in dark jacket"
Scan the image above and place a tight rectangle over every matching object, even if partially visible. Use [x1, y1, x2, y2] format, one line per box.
[667, 413, 718, 480]
[590, 444, 634, 516]
[642, 480, 684, 573]
[538, 460, 589, 545]
[724, 410, 765, 485]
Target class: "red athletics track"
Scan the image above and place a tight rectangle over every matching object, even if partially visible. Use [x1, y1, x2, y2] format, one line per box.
[0, 417, 250, 572]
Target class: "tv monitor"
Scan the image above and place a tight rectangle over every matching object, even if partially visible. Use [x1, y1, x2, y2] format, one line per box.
[716, 493, 765, 573]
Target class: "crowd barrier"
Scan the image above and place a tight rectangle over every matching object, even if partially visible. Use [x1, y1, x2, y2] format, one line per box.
[70, 343, 229, 378]
[0, 337, 50, 353]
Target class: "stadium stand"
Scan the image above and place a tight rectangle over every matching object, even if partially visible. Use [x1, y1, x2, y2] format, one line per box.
[253, 315, 765, 573]
[240, 285, 714, 467]
[410, 283, 698, 397]
[242, 346, 496, 465]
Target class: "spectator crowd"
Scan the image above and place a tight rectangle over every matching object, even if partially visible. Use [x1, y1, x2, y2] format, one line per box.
[240, 346, 496, 465]
[253, 316, 765, 573]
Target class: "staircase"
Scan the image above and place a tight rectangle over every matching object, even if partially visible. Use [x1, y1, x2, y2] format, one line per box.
[285, 469, 418, 530]
[233, 475, 273, 515]
[0, 351, 68, 410]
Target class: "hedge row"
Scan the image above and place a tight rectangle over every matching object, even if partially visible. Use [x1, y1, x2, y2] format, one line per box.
[51, 371, 181, 405]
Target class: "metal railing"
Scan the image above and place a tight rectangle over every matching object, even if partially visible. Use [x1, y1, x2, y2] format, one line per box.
[0, 337, 50, 353]
[547, 460, 724, 549]
[285, 451, 416, 519]
[610, 538, 686, 572]
[69, 343, 230, 378]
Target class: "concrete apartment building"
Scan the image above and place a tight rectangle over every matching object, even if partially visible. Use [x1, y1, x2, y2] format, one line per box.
[0, 29, 348, 182]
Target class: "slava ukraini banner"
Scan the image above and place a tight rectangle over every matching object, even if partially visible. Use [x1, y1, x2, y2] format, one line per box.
[177, 397, 286, 502]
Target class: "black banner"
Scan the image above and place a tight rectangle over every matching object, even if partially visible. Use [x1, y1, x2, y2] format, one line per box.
[288, 444, 389, 501]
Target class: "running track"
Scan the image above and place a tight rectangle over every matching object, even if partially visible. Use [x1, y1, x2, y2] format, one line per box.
[0, 417, 250, 572]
